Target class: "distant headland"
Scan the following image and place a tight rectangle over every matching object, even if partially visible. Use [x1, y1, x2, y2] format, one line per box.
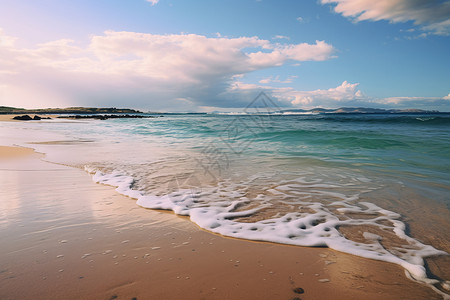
[0, 106, 446, 115]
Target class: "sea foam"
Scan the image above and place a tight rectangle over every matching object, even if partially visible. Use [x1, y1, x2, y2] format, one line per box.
[85, 166, 449, 295]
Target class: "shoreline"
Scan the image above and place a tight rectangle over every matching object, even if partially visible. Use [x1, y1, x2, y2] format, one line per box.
[0, 145, 442, 299]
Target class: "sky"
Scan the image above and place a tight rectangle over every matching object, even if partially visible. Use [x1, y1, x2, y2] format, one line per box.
[0, 0, 449, 112]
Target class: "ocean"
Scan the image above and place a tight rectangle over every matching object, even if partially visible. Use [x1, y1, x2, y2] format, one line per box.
[2, 112, 449, 296]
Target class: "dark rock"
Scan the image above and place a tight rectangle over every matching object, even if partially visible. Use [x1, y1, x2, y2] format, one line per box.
[13, 115, 32, 120]
[293, 287, 305, 294]
[33, 115, 41, 120]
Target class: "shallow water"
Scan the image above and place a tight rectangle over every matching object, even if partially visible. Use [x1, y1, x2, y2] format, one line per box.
[2, 113, 449, 296]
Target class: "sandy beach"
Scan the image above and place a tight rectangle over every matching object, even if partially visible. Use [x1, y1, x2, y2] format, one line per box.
[0, 145, 441, 299]
[2, 0, 449, 297]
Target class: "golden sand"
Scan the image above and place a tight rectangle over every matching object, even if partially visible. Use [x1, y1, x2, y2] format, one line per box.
[0, 147, 440, 299]
[0, 146, 35, 159]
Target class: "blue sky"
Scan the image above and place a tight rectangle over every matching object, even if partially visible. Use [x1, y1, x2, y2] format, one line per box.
[0, 0, 449, 111]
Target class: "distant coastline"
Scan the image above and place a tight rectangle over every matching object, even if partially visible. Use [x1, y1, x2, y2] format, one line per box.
[280, 107, 446, 114]
[1, 105, 448, 115]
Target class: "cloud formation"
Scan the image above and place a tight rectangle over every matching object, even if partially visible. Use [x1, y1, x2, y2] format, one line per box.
[229, 80, 450, 110]
[321, 0, 450, 35]
[0, 29, 335, 110]
[288, 81, 364, 105]
[259, 75, 298, 84]
[1, 28, 447, 111]
[273, 35, 290, 40]
[231, 80, 366, 107]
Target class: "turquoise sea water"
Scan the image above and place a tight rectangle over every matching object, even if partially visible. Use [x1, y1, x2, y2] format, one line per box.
[2, 113, 449, 296]
[104, 113, 450, 206]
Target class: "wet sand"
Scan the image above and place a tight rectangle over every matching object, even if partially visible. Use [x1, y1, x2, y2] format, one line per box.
[0, 146, 441, 299]
[0, 146, 35, 158]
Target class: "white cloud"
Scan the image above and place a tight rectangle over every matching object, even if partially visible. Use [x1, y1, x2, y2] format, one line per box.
[259, 75, 298, 84]
[280, 40, 335, 61]
[229, 80, 365, 107]
[374, 95, 450, 110]
[146, 0, 159, 6]
[321, 0, 450, 35]
[273, 35, 290, 40]
[286, 81, 365, 105]
[381, 95, 450, 105]
[0, 29, 335, 110]
[229, 80, 450, 110]
[296, 16, 304, 23]
[3, 28, 445, 111]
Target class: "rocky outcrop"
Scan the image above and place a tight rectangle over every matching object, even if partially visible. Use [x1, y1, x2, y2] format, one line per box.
[13, 115, 33, 120]
[12, 115, 51, 121]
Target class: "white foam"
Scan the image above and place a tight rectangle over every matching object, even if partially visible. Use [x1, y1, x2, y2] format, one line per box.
[85, 166, 448, 294]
